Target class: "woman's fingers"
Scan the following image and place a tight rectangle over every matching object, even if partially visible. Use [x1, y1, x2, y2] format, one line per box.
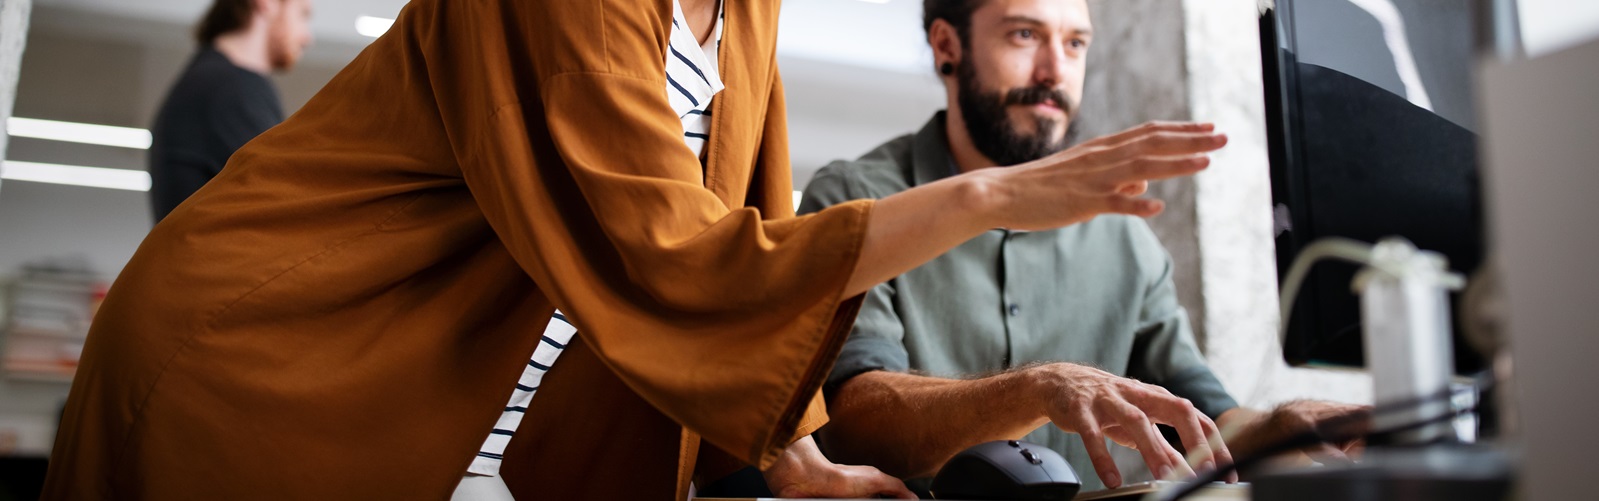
[1086, 155, 1211, 189]
[1075, 132, 1227, 171]
[1116, 181, 1149, 197]
[1077, 121, 1217, 149]
[1093, 195, 1165, 218]
[1049, 154, 1210, 224]
[992, 124, 1224, 231]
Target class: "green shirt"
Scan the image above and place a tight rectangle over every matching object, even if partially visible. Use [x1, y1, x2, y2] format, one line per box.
[800, 112, 1238, 490]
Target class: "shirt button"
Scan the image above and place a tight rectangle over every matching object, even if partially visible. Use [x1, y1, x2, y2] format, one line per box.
[1008, 303, 1021, 317]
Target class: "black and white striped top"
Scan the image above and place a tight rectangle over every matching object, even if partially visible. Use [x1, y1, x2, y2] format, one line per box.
[667, 0, 725, 155]
[468, 0, 725, 477]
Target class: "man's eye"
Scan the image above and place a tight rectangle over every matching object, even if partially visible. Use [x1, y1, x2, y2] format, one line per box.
[1013, 29, 1035, 40]
[1070, 39, 1087, 49]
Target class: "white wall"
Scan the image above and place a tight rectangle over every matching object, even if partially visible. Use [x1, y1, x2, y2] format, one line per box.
[0, 0, 29, 194]
[0, 0, 31, 458]
[1519, 0, 1599, 57]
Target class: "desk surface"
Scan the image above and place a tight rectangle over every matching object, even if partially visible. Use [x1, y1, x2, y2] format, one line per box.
[696, 481, 1249, 501]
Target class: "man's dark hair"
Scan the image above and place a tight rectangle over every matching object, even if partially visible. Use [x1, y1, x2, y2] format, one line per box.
[923, 0, 986, 47]
[196, 0, 256, 45]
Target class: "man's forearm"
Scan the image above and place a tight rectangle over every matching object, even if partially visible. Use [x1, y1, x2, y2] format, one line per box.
[818, 369, 1049, 479]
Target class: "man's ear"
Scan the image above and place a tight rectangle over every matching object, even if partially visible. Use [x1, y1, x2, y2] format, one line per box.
[250, 0, 280, 19]
[928, 18, 964, 76]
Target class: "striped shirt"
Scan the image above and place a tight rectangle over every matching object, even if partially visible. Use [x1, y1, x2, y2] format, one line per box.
[668, 0, 725, 155]
[468, 0, 725, 477]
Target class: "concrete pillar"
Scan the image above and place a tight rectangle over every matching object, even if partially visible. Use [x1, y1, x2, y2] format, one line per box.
[1079, 0, 1206, 348]
[1083, 0, 1370, 409]
[1182, 0, 1371, 408]
[0, 0, 30, 195]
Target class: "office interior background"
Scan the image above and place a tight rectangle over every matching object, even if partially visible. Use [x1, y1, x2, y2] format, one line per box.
[0, 0, 1595, 498]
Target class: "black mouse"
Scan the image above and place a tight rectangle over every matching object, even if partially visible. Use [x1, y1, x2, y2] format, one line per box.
[929, 439, 1081, 500]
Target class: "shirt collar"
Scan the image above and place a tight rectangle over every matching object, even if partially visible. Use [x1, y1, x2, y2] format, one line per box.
[910, 110, 959, 188]
[911, 111, 1031, 234]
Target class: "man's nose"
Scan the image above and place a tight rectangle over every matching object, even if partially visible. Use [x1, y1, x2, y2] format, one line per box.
[1033, 41, 1071, 88]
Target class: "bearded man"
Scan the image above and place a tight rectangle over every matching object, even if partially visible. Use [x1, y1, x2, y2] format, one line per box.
[801, 0, 1363, 493]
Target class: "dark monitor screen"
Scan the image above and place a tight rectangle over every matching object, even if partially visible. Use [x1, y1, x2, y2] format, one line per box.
[1261, 0, 1487, 375]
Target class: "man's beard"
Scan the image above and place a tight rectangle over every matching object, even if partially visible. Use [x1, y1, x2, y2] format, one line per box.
[955, 58, 1081, 166]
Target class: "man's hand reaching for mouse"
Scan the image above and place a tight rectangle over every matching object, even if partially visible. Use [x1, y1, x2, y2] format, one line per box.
[765, 436, 918, 499]
[1025, 362, 1237, 488]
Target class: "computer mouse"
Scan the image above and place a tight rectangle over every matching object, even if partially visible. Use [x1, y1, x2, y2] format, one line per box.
[930, 439, 1081, 501]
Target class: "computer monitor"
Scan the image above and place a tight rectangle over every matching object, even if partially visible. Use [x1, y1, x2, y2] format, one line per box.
[1260, 0, 1489, 375]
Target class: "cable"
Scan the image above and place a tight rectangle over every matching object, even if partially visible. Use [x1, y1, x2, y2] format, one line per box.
[1276, 237, 1377, 346]
[1241, 238, 1377, 408]
[1248, 236, 1464, 418]
[1154, 372, 1496, 501]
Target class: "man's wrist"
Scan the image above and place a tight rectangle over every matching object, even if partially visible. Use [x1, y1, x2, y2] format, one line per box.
[1216, 407, 1261, 432]
[1216, 407, 1273, 459]
[1012, 363, 1064, 426]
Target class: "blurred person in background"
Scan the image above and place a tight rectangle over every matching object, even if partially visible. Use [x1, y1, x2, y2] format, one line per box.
[148, 0, 314, 222]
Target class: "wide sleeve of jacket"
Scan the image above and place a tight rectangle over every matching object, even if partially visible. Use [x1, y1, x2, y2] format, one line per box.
[801, 163, 913, 395]
[406, 0, 872, 468]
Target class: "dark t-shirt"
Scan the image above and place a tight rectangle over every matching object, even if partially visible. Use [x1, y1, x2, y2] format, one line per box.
[147, 46, 283, 222]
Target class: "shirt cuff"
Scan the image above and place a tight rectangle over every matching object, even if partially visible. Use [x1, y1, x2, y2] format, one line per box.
[824, 336, 910, 397]
[1162, 366, 1240, 419]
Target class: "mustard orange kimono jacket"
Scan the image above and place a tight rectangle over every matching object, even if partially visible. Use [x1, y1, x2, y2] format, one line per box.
[42, 0, 873, 499]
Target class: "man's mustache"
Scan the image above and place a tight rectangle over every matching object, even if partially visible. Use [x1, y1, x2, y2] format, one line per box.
[1004, 85, 1076, 116]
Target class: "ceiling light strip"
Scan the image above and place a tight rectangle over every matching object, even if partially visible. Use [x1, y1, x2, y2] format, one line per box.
[5, 117, 152, 150]
[1, 161, 152, 192]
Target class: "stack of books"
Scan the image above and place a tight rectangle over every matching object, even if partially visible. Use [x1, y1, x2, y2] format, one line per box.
[1, 265, 104, 383]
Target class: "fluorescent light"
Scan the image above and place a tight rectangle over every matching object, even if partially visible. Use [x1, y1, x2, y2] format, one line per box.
[5, 117, 151, 150]
[793, 190, 803, 208]
[1, 161, 152, 191]
[356, 16, 394, 38]
[857, 0, 891, 3]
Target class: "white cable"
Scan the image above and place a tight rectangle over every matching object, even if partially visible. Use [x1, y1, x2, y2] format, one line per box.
[1238, 238, 1377, 423]
[1277, 237, 1378, 346]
